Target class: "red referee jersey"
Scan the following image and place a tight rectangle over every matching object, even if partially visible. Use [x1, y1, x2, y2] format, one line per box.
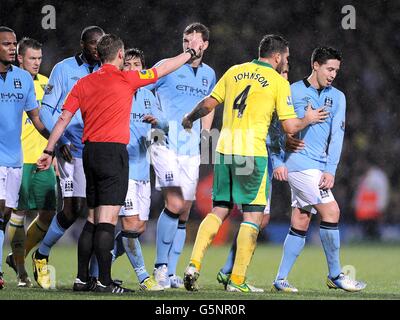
[62, 64, 158, 144]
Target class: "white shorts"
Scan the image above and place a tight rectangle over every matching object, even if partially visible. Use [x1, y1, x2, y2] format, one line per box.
[0, 166, 22, 208]
[57, 157, 86, 198]
[119, 180, 151, 221]
[150, 144, 200, 201]
[288, 169, 335, 214]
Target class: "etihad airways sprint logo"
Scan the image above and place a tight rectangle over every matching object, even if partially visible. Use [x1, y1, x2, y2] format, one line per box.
[176, 85, 208, 96]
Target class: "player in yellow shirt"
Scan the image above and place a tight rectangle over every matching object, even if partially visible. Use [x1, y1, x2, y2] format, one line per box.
[182, 34, 328, 292]
[6, 38, 57, 287]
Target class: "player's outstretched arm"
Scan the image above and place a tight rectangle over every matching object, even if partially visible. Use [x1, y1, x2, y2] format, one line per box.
[281, 102, 329, 134]
[27, 108, 50, 139]
[182, 96, 219, 129]
[155, 36, 203, 78]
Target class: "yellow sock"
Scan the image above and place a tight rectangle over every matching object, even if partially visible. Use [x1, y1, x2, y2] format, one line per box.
[25, 216, 49, 257]
[190, 213, 222, 271]
[8, 213, 26, 274]
[230, 222, 259, 285]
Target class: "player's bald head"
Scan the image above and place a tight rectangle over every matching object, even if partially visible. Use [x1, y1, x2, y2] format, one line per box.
[81, 26, 105, 42]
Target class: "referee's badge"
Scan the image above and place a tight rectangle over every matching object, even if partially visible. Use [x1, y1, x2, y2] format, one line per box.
[139, 69, 155, 80]
[14, 78, 22, 89]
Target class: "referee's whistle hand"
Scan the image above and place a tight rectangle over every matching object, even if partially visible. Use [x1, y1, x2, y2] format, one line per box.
[37, 154, 52, 171]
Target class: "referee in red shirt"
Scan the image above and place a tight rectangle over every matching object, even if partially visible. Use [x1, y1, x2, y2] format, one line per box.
[37, 33, 203, 293]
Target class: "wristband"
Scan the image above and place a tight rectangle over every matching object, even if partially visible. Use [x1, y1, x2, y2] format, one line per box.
[43, 149, 55, 157]
[185, 48, 197, 59]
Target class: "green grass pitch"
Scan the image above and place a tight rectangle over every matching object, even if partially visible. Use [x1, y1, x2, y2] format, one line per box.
[1, 243, 400, 300]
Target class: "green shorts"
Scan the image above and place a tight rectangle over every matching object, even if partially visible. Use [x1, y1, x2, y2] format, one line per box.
[212, 152, 270, 212]
[18, 163, 57, 211]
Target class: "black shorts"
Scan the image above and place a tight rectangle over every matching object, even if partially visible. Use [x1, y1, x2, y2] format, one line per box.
[82, 141, 128, 208]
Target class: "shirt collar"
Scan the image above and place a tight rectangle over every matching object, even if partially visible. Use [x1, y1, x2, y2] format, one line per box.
[252, 59, 273, 68]
[75, 53, 100, 68]
[303, 77, 331, 91]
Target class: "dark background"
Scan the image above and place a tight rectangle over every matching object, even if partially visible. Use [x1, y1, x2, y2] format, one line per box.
[1, 0, 399, 233]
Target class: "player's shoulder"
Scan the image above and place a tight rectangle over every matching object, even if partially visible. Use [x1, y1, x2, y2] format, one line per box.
[36, 73, 49, 84]
[11, 65, 33, 81]
[290, 79, 305, 90]
[200, 62, 215, 74]
[329, 85, 345, 99]
[53, 55, 79, 71]
[137, 87, 156, 99]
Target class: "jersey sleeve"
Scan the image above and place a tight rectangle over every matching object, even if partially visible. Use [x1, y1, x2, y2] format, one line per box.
[210, 71, 227, 103]
[62, 82, 80, 115]
[125, 68, 159, 91]
[24, 76, 38, 112]
[276, 78, 297, 120]
[41, 62, 64, 111]
[325, 92, 346, 176]
[267, 115, 286, 169]
[207, 70, 217, 95]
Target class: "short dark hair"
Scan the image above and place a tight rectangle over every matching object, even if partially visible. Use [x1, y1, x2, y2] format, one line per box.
[125, 48, 145, 68]
[183, 22, 210, 41]
[81, 26, 105, 42]
[17, 37, 42, 56]
[311, 47, 342, 65]
[97, 33, 124, 63]
[259, 34, 289, 58]
[0, 26, 15, 33]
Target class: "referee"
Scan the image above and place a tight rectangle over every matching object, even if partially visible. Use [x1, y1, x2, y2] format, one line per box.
[37, 33, 203, 293]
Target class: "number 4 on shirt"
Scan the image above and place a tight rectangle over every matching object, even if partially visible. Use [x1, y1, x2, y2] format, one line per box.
[233, 85, 251, 118]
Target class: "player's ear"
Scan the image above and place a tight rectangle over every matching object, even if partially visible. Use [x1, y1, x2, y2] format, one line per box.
[202, 40, 209, 51]
[312, 61, 320, 71]
[80, 40, 84, 50]
[17, 54, 23, 65]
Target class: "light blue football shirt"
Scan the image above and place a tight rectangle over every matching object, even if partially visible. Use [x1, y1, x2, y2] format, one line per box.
[284, 79, 346, 176]
[128, 88, 167, 181]
[147, 61, 216, 156]
[40, 54, 100, 158]
[0, 65, 38, 167]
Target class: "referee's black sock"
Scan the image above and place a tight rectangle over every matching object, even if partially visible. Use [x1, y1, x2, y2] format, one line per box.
[94, 223, 115, 286]
[77, 221, 96, 282]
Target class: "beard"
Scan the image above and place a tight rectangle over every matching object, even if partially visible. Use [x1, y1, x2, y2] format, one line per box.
[276, 60, 285, 74]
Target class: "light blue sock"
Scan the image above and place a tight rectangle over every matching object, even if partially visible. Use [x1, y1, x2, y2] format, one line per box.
[155, 208, 179, 267]
[0, 225, 4, 273]
[122, 233, 149, 283]
[38, 215, 66, 256]
[276, 228, 306, 280]
[89, 254, 98, 278]
[168, 222, 186, 276]
[221, 230, 238, 274]
[320, 221, 342, 279]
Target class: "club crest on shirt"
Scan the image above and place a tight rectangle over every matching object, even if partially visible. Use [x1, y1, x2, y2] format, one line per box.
[165, 171, 174, 182]
[139, 69, 155, 80]
[324, 97, 333, 109]
[144, 99, 151, 109]
[14, 78, 22, 89]
[202, 77, 208, 87]
[44, 84, 54, 95]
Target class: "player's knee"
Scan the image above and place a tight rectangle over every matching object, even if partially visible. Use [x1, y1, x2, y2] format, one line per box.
[72, 198, 87, 218]
[165, 201, 183, 217]
[56, 210, 76, 229]
[260, 214, 270, 230]
[38, 210, 55, 226]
